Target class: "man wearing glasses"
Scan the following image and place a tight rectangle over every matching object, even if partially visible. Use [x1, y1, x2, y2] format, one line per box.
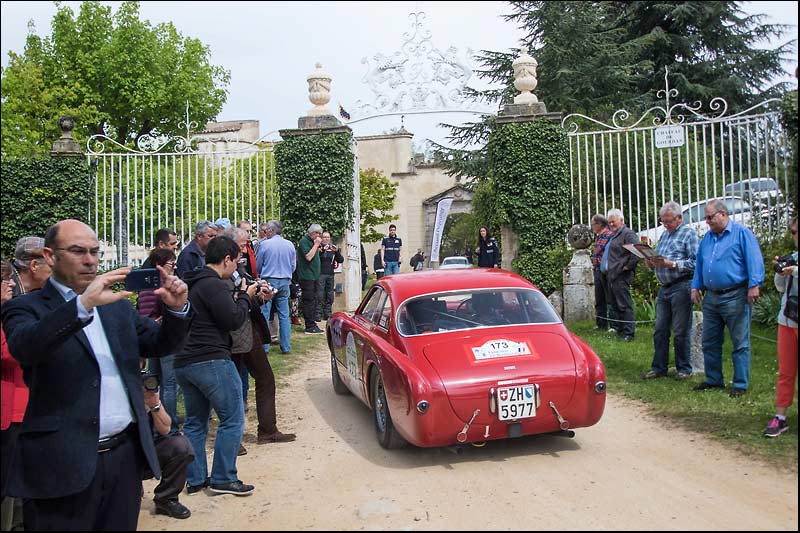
[691, 199, 764, 398]
[1, 219, 191, 530]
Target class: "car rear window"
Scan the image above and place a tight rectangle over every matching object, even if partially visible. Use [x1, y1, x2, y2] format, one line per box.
[397, 288, 561, 336]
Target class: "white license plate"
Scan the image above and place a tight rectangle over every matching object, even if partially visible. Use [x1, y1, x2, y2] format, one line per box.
[497, 385, 537, 421]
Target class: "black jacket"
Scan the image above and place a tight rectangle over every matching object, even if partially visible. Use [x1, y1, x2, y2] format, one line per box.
[477, 237, 500, 268]
[319, 246, 344, 276]
[603, 225, 640, 281]
[174, 267, 252, 368]
[1, 279, 190, 498]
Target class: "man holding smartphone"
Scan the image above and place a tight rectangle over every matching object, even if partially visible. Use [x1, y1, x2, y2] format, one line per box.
[2, 219, 191, 531]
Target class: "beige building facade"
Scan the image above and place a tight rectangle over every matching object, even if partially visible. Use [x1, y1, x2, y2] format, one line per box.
[355, 130, 471, 273]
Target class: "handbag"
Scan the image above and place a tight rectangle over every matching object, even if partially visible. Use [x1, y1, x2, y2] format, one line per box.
[784, 276, 798, 323]
[230, 311, 253, 354]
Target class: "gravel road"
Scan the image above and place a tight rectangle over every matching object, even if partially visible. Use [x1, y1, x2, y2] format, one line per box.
[138, 343, 798, 531]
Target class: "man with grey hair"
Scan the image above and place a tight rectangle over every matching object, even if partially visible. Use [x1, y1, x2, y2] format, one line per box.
[297, 224, 324, 334]
[176, 221, 218, 278]
[12, 236, 51, 297]
[256, 220, 296, 353]
[642, 201, 699, 380]
[599, 209, 640, 341]
[691, 198, 764, 398]
[590, 214, 614, 331]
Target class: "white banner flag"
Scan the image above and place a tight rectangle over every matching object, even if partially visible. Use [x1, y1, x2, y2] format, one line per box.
[430, 197, 453, 263]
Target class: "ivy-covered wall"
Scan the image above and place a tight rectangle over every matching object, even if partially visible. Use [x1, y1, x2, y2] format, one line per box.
[274, 133, 354, 244]
[487, 120, 571, 294]
[1, 157, 92, 257]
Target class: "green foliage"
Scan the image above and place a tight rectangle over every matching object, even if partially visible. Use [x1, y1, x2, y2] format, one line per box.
[751, 291, 781, 328]
[1, 156, 91, 256]
[488, 120, 570, 294]
[440, 211, 480, 259]
[435, 0, 795, 180]
[780, 90, 798, 213]
[1, 1, 230, 156]
[275, 133, 354, 244]
[359, 168, 398, 244]
[632, 261, 660, 302]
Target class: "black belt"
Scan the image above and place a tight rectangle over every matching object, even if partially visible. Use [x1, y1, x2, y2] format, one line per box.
[662, 275, 692, 289]
[707, 281, 748, 295]
[98, 424, 136, 453]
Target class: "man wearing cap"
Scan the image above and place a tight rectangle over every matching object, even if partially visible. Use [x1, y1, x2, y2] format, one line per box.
[176, 221, 218, 278]
[12, 236, 52, 297]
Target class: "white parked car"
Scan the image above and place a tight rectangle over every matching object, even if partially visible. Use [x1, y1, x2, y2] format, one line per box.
[637, 196, 753, 244]
[724, 178, 783, 206]
[439, 256, 472, 269]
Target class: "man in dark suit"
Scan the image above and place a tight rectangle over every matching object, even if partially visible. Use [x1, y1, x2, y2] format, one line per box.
[599, 209, 640, 341]
[1, 219, 191, 531]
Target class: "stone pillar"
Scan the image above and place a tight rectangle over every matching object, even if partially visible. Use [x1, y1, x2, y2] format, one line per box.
[690, 311, 705, 374]
[500, 226, 519, 272]
[562, 224, 595, 322]
[278, 63, 361, 312]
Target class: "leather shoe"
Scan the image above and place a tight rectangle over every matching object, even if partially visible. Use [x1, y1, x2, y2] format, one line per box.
[238, 443, 247, 456]
[155, 499, 191, 519]
[257, 431, 297, 444]
[693, 382, 725, 391]
[642, 370, 667, 380]
[728, 388, 747, 398]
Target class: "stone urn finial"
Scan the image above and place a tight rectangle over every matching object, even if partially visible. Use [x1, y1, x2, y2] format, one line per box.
[307, 62, 332, 117]
[512, 51, 539, 105]
[567, 224, 593, 250]
[58, 116, 76, 138]
[51, 115, 81, 156]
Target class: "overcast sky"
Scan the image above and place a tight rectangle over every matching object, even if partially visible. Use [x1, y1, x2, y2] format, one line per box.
[1, 1, 797, 149]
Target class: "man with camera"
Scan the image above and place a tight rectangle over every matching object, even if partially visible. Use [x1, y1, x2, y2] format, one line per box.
[297, 224, 324, 334]
[174, 235, 262, 497]
[763, 217, 798, 437]
[1, 219, 191, 531]
[140, 368, 194, 519]
[316, 231, 344, 322]
[223, 227, 296, 445]
[691, 200, 764, 398]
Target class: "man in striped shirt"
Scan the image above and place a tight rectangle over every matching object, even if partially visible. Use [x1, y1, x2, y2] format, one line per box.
[591, 214, 614, 331]
[642, 201, 699, 381]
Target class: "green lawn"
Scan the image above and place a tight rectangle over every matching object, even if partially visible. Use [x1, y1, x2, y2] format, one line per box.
[568, 320, 798, 469]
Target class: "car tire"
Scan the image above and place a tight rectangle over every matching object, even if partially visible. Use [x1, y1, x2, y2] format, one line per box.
[330, 347, 350, 396]
[370, 369, 407, 449]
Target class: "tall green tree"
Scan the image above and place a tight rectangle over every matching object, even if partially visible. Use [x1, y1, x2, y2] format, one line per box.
[435, 1, 795, 180]
[1, 1, 230, 157]
[359, 168, 398, 244]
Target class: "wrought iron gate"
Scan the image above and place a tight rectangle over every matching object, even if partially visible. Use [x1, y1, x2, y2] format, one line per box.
[562, 69, 792, 239]
[87, 127, 277, 268]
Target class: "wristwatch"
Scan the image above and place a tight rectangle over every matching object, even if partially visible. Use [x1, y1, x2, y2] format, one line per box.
[149, 403, 161, 413]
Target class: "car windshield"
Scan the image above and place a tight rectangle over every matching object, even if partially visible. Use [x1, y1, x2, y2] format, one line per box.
[442, 257, 467, 265]
[397, 288, 561, 336]
[725, 179, 778, 194]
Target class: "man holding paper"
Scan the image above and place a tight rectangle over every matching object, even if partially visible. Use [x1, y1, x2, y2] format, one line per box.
[641, 201, 699, 381]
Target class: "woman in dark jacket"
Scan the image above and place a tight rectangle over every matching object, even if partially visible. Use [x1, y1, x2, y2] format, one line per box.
[476, 226, 500, 268]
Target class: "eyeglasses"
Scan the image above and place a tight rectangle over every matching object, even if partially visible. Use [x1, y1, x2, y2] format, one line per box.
[165, 261, 177, 268]
[54, 246, 104, 259]
[704, 211, 724, 221]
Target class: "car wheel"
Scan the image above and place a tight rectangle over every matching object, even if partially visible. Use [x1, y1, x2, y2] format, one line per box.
[330, 348, 350, 395]
[370, 369, 407, 449]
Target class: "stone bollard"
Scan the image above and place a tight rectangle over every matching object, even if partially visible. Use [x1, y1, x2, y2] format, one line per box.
[562, 224, 595, 322]
[690, 310, 704, 374]
[548, 290, 564, 319]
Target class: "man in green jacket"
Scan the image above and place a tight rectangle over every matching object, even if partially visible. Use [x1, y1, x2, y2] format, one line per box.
[297, 224, 324, 334]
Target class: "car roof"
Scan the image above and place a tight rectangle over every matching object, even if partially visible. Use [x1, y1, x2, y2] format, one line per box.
[376, 268, 536, 304]
[681, 195, 745, 209]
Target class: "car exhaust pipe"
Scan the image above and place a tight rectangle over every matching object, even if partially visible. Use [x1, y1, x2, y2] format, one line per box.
[548, 401, 570, 431]
[551, 429, 576, 438]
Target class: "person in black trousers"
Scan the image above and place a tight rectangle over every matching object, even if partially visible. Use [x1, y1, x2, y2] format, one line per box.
[316, 231, 344, 321]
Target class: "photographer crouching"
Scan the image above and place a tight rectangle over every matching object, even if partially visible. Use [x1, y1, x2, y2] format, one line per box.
[140, 365, 194, 519]
[174, 236, 262, 496]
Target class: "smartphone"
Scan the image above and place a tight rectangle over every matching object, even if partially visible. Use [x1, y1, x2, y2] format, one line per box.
[124, 268, 161, 292]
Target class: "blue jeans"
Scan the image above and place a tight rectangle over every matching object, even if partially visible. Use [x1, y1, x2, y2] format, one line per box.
[701, 287, 751, 390]
[651, 279, 693, 374]
[148, 355, 179, 435]
[175, 359, 244, 486]
[261, 277, 291, 353]
[385, 261, 400, 275]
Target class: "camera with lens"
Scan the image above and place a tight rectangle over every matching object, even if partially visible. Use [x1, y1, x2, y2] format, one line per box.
[774, 254, 797, 274]
[240, 270, 278, 295]
[141, 370, 160, 392]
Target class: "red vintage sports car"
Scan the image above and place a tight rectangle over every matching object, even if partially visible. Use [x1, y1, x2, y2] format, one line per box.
[326, 268, 606, 449]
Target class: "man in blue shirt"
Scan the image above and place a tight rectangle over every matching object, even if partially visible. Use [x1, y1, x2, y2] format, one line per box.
[691, 199, 765, 397]
[255, 220, 297, 354]
[381, 224, 402, 275]
[642, 201, 699, 381]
